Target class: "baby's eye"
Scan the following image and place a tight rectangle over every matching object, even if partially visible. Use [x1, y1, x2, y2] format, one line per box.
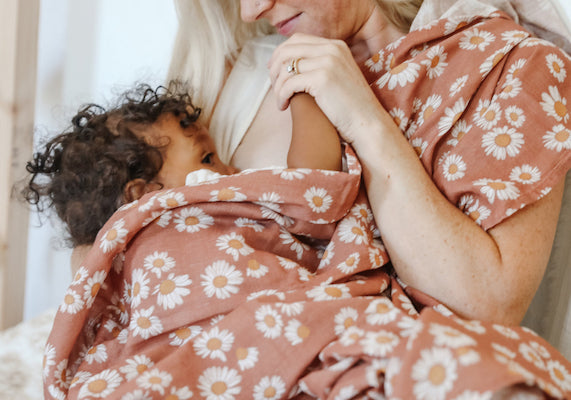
[201, 153, 214, 165]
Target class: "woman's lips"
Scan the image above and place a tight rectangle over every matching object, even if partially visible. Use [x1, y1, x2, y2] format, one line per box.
[275, 13, 301, 36]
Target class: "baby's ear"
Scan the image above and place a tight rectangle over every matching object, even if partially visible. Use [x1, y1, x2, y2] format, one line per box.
[123, 179, 161, 203]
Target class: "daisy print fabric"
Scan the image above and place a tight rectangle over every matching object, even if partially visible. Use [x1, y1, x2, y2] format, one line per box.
[362, 11, 571, 231]
[44, 13, 571, 400]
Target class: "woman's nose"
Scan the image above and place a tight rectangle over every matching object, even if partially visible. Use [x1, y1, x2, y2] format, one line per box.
[240, 0, 273, 23]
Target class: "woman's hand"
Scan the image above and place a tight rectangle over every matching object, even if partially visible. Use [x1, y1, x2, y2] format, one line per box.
[268, 33, 391, 144]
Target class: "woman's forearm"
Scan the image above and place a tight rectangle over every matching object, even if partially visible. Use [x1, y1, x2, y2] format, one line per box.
[351, 108, 564, 324]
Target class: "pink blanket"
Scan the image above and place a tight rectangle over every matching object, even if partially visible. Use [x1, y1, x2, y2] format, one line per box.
[44, 9, 571, 400]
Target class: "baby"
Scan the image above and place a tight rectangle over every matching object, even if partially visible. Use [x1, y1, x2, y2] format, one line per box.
[23, 82, 341, 247]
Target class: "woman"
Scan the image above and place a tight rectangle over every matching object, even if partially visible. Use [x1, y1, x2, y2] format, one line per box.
[46, 0, 571, 398]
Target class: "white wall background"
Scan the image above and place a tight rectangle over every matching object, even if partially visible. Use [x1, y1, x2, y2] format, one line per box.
[25, 0, 177, 320]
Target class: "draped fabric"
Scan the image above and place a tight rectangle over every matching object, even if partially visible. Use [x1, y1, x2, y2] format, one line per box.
[44, 10, 571, 400]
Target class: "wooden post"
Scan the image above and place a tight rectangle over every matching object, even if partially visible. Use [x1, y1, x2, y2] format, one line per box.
[0, 0, 40, 329]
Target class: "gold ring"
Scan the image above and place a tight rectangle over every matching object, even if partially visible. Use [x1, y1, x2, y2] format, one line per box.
[287, 58, 301, 75]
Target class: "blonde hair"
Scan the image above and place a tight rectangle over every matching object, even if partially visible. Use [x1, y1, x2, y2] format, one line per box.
[167, 0, 274, 123]
[375, 0, 424, 32]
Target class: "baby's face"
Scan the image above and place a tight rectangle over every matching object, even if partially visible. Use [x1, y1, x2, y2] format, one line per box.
[140, 113, 236, 189]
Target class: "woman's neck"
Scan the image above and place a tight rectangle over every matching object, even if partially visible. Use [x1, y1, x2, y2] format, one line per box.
[347, 6, 406, 63]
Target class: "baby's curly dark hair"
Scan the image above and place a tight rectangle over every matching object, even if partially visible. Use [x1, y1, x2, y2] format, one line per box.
[22, 82, 201, 247]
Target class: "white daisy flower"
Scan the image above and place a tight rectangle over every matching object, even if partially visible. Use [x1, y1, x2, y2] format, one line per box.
[81, 343, 107, 365]
[130, 306, 163, 339]
[481, 126, 524, 160]
[129, 268, 150, 308]
[43, 343, 56, 378]
[510, 165, 541, 184]
[173, 207, 214, 233]
[154, 272, 192, 310]
[351, 203, 374, 223]
[253, 376, 286, 400]
[546, 53, 567, 82]
[47, 385, 66, 400]
[201, 260, 243, 299]
[136, 368, 172, 396]
[441, 154, 467, 181]
[498, 77, 522, 100]
[504, 105, 525, 128]
[99, 218, 128, 253]
[429, 323, 476, 348]
[142, 251, 175, 278]
[501, 30, 528, 45]
[137, 192, 158, 212]
[277, 256, 298, 271]
[368, 240, 386, 269]
[546, 360, 571, 391]
[376, 61, 421, 90]
[71, 266, 89, 286]
[247, 289, 285, 301]
[463, 199, 491, 226]
[412, 347, 458, 400]
[119, 355, 155, 381]
[543, 124, 571, 151]
[365, 297, 399, 325]
[447, 120, 472, 147]
[397, 294, 418, 316]
[297, 267, 314, 282]
[336, 252, 360, 274]
[319, 242, 335, 268]
[157, 191, 187, 209]
[479, 47, 508, 76]
[304, 187, 333, 214]
[411, 137, 428, 157]
[78, 369, 122, 399]
[418, 94, 442, 127]
[236, 347, 259, 371]
[272, 168, 311, 180]
[474, 99, 501, 130]
[337, 217, 368, 245]
[216, 232, 254, 261]
[235, 218, 264, 232]
[365, 50, 385, 73]
[443, 16, 477, 35]
[437, 98, 467, 136]
[83, 270, 107, 307]
[246, 259, 269, 278]
[334, 307, 359, 336]
[474, 179, 520, 204]
[60, 288, 84, 314]
[539, 187, 553, 198]
[421, 45, 448, 79]
[360, 330, 400, 357]
[198, 367, 242, 400]
[284, 319, 311, 346]
[459, 28, 495, 51]
[70, 372, 92, 388]
[540, 85, 569, 123]
[390, 107, 409, 132]
[306, 279, 351, 301]
[279, 228, 309, 260]
[255, 305, 283, 339]
[507, 59, 527, 79]
[519, 342, 546, 370]
[276, 302, 305, 317]
[492, 324, 520, 339]
[210, 186, 247, 202]
[54, 359, 72, 389]
[117, 328, 128, 344]
[339, 326, 365, 346]
[492, 343, 516, 360]
[333, 385, 359, 400]
[194, 327, 234, 362]
[169, 325, 202, 347]
[165, 387, 193, 400]
[449, 75, 469, 97]
[529, 341, 551, 358]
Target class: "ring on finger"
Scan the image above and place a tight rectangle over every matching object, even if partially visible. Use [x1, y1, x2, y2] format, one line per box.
[287, 58, 301, 75]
